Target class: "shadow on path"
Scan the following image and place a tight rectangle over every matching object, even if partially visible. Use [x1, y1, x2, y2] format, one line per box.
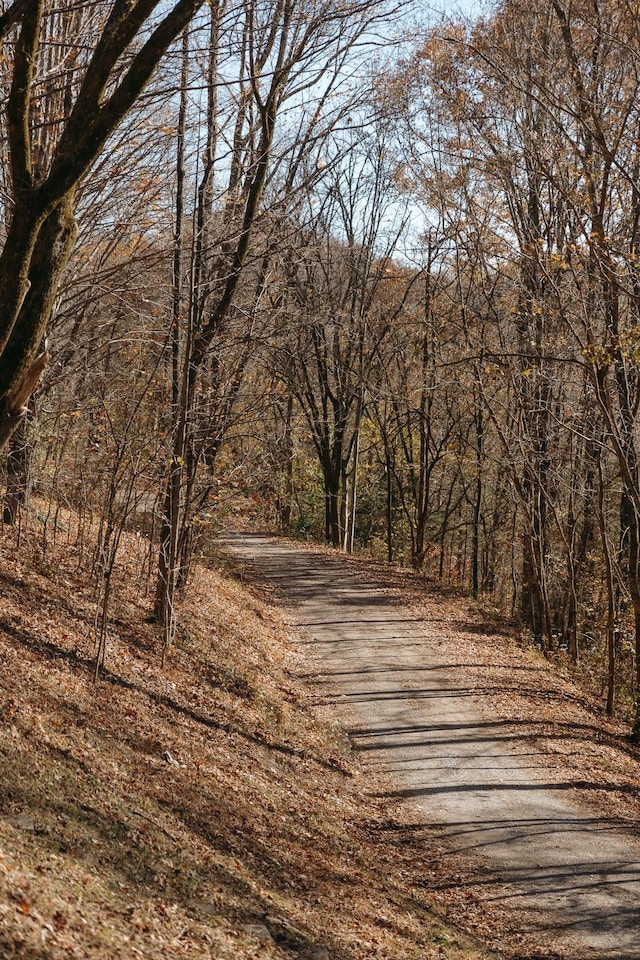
[221, 533, 640, 960]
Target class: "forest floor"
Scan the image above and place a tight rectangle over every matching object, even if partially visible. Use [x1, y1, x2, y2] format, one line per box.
[223, 533, 640, 959]
[0, 510, 639, 959]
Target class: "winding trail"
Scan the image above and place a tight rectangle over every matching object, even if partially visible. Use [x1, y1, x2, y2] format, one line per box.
[222, 533, 640, 959]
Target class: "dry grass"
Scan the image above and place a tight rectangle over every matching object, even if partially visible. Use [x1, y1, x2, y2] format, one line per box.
[0, 509, 494, 960]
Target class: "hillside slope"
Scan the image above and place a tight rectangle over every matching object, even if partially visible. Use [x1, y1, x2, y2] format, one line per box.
[0, 511, 494, 960]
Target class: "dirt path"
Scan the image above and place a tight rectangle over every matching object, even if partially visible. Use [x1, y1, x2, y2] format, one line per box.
[221, 533, 640, 960]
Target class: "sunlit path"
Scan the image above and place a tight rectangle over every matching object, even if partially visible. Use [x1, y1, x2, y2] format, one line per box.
[222, 532, 640, 960]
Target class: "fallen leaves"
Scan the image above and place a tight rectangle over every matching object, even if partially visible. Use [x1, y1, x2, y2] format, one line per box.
[0, 507, 493, 960]
[4, 509, 639, 960]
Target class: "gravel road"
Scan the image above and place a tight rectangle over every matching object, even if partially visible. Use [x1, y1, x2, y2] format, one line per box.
[222, 533, 640, 959]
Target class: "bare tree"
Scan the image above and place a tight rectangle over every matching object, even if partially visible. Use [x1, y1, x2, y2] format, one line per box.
[0, 0, 205, 451]
[153, 0, 402, 630]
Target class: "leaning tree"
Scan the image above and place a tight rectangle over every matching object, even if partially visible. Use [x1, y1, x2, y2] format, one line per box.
[0, 0, 206, 451]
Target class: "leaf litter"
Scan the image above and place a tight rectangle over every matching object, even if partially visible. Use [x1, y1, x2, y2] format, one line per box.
[0, 508, 496, 960]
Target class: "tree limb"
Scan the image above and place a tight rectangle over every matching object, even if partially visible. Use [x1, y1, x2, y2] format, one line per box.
[0, 349, 48, 450]
[0, 0, 30, 44]
[43, 0, 206, 207]
[6, 0, 43, 194]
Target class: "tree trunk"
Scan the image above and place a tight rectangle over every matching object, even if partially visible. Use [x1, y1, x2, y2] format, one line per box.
[471, 400, 483, 599]
[2, 401, 33, 525]
[154, 29, 189, 635]
[0, 197, 77, 450]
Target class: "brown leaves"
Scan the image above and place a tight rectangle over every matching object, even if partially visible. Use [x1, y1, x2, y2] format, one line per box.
[0, 504, 489, 959]
[7, 507, 639, 959]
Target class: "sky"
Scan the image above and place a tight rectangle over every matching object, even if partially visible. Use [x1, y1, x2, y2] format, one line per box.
[427, 0, 494, 18]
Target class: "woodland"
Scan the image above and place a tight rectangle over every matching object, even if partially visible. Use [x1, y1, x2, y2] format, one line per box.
[2, 0, 640, 742]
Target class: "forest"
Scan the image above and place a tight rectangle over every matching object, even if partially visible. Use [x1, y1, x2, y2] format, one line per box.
[2, 0, 640, 739]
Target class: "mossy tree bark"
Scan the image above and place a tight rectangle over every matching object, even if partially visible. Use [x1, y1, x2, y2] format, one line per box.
[0, 0, 205, 457]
